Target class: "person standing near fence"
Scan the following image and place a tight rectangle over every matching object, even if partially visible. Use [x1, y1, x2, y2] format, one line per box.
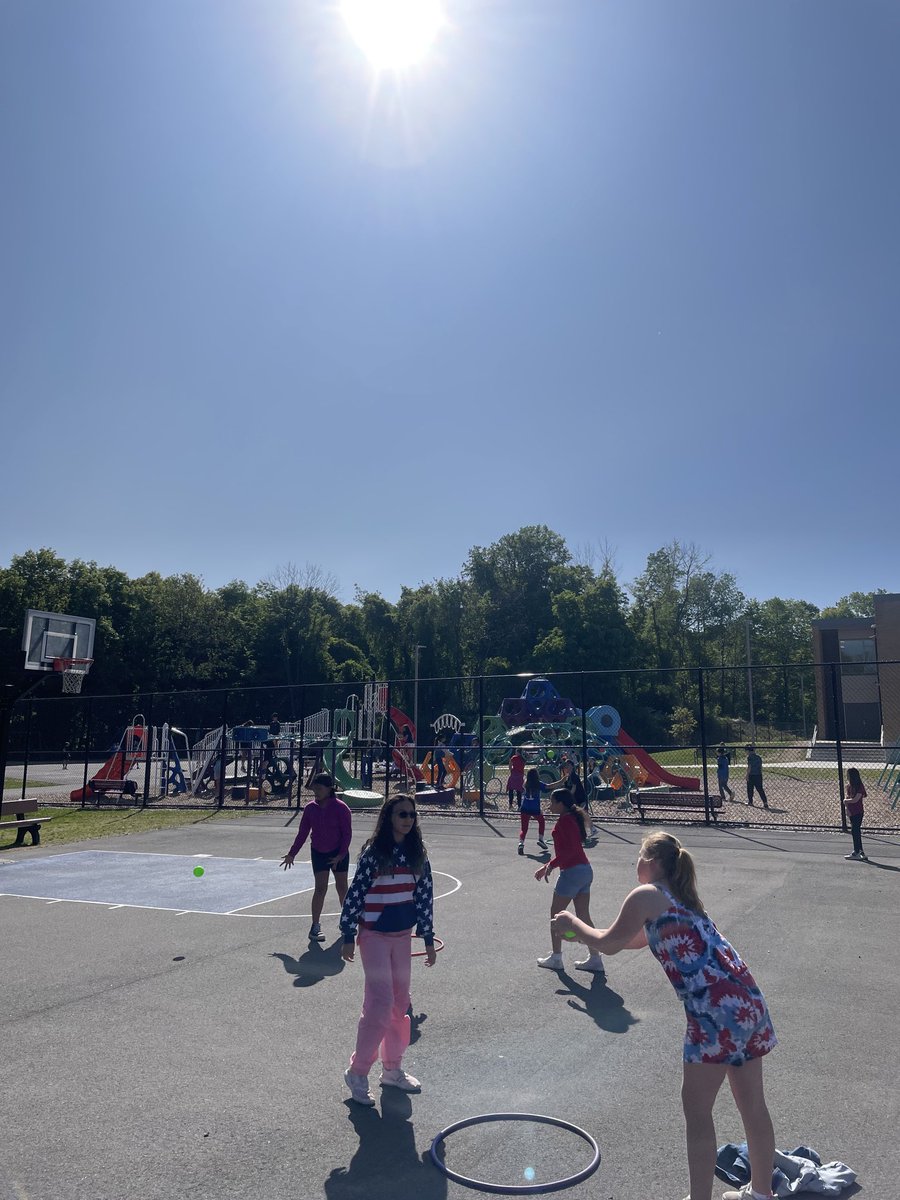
[280, 772, 352, 943]
[745, 745, 769, 809]
[340, 794, 437, 1105]
[844, 767, 868, 861]
[716, 745, 735, 802]
[507, 748, 525, 810]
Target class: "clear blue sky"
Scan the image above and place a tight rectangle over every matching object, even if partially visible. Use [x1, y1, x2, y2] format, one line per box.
[2, 0, 898, 609]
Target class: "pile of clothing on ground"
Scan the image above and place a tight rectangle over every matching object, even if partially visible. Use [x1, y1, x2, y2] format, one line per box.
[716, 1143, 857, 1195]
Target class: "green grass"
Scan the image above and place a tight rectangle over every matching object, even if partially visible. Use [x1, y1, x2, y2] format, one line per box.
[0, 805, 260, 851]
[3, 777, 59, 789]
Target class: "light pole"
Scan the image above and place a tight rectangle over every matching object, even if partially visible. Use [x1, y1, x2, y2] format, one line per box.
[413, 645, 425, 754]
[745, 619, 756, 745]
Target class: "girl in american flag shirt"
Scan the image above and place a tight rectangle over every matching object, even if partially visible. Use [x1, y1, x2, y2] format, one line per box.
[340, 794, 437, 1106]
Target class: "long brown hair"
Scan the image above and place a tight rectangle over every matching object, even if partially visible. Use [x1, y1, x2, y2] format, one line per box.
[361, 793, 427, 874]
[551, 788, 587, 840]
[641, 831, 704, 913]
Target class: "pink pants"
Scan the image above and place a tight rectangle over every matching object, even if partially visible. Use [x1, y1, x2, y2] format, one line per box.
[348, 928, 412, 1075]
[520, 813, 546, 840]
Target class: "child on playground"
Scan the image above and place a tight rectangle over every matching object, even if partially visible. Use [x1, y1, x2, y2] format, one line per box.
[507, 749, 526, 810]
[340, 793, 437, 1106]
[280, 772, 352, 943]
[844, 766, 868, 861]
[533, 789, 604, 974]
[552, 831, 778, 1200]
[716, 745, 735, 803]
[518, 767, 549, 855]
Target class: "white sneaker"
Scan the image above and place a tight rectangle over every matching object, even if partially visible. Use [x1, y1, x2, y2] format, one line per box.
[537, 953, 564, 970]
[343, 1069, 375, 1106]
[721, 1186, 772, 1200]
[380, 1067, 421, 1092]
[517, 842, 524, 855]
[844, 852, 860, 860]
[574, 955, 605, 973]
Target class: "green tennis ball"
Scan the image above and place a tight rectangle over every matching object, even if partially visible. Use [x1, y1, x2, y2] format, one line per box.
[193, 866, 205, 877]
[563, 930, 577, 940]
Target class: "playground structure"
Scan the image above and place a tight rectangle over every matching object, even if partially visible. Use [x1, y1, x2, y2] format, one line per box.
[65, 678, 700, 810]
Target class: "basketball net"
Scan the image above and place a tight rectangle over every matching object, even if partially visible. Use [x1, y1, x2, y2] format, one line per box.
[54, 657, 94, 694]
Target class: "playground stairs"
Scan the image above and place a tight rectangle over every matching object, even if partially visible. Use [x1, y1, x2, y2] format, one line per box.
[807, 740, 887, 764]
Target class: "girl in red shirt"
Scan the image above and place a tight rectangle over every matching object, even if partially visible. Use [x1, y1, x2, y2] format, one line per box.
[533, 789, 604, 974]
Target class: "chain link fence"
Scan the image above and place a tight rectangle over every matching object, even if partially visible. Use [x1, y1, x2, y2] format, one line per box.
[5, 663, 900, 832]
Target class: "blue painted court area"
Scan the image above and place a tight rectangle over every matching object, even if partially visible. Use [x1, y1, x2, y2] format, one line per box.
[0, 850, 323, 913]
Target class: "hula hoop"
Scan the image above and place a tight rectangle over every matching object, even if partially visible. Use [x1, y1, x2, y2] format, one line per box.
[411, 936, 445, 958]
[430, 1112, 600, 1195]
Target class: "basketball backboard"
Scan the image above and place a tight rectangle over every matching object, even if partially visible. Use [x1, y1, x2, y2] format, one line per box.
[22, 609, 96, 672]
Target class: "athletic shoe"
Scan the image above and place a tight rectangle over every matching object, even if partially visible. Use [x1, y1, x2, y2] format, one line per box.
[721, 1186, 773, 1199]
[536, 837, 548, 851]
[859, 853, 869, 861]
[380, 1067, 421, 1092]
[343, 1069, 375, 1106]
[309, 922, 325, 942]
[574, 955, 605, 974]
[537, 953, 564, 970]
[517, 842, 524, 855]
[844, 852, 860, 860]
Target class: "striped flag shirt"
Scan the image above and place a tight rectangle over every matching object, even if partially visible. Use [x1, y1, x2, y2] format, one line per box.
[340, 843, 434, 945]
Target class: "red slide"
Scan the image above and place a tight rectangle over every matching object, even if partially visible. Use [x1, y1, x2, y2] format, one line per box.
[70, 727, 147, 802]
[616, 727, 700, 791]
[389, 707, 425, 782]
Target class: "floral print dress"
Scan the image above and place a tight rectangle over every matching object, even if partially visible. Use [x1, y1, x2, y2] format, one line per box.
[644, 886, 777, 1065]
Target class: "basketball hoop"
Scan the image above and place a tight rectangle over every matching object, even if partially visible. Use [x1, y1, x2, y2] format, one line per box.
[53, 657, 94, 694]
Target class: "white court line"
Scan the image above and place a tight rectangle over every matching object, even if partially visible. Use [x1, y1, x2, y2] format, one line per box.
[0, 870, 464, 920]
[225, 887, 313, 914]
[109, 904, 125, 910]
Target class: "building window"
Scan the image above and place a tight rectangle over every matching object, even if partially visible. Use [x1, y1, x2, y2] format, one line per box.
[840, 637, 876, 675]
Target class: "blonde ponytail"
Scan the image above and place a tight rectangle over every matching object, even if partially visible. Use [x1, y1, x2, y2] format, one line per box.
[641, 831, 704, 913]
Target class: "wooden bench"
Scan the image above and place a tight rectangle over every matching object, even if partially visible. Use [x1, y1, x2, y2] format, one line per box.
[631, 789, 723, 824]
[88, 777, 139, 800]
[0, 797, 54, 846]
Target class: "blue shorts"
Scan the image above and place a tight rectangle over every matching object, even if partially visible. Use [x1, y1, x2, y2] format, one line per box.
[554, 863, 593, 898]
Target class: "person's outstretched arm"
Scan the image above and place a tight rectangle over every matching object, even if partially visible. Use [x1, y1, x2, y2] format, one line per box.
[551, 885, 660, 954]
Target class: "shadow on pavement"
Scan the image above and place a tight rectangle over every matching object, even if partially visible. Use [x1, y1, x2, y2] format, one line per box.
[556, 972, 639, 1034]
[272, 940, 346, 988]
[325, 1090, 447, 1200]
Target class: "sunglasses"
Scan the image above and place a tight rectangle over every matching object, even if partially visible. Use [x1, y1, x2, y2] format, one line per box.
[394, 810, 417, 819]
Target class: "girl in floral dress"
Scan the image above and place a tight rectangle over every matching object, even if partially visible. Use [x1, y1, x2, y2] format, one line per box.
[552, 831, 778, 1200]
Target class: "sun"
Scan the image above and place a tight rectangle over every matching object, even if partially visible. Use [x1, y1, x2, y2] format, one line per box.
[340, 0, 446, 70]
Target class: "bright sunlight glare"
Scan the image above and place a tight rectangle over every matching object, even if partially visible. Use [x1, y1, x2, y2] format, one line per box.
[340, 0, 446, 70]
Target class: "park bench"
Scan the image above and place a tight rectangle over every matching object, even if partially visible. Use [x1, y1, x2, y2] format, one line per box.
[88, 777, 139, 801]
[0, 797, 53, 846]
[631, 789, 723, 824]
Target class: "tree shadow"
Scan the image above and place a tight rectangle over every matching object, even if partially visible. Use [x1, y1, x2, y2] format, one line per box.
[271, 940, 346, 988]
[407, 1005, 428, 1046]
[324, 1091, 447, 1200]
[555, 971, 639, 1034]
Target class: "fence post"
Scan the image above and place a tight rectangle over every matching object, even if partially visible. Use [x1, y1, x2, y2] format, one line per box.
[217, 691, 229, 809]
[697, 669, 711, 822]
[20, 702, 34, 800]
[478, 674, 484, 818]
[580, 672, 588, 787]
[384, 682, 392, 803]
[142, 694, 156, 808]
[80, 700, 92, 808]
[829, 663, 846, 830]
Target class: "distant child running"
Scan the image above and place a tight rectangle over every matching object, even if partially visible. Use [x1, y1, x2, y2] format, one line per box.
[340, 794, 437, 1106]
[553, 831, 778, 1200]
[533, 789, 604, 974]
[844, 767, 868, 861]
[507, 750, 526, 810]
[280, 772, 351, 943]
[518, 767, 549, 856]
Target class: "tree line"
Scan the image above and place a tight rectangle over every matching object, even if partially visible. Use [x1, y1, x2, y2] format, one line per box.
[0, 530, 883, 744]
